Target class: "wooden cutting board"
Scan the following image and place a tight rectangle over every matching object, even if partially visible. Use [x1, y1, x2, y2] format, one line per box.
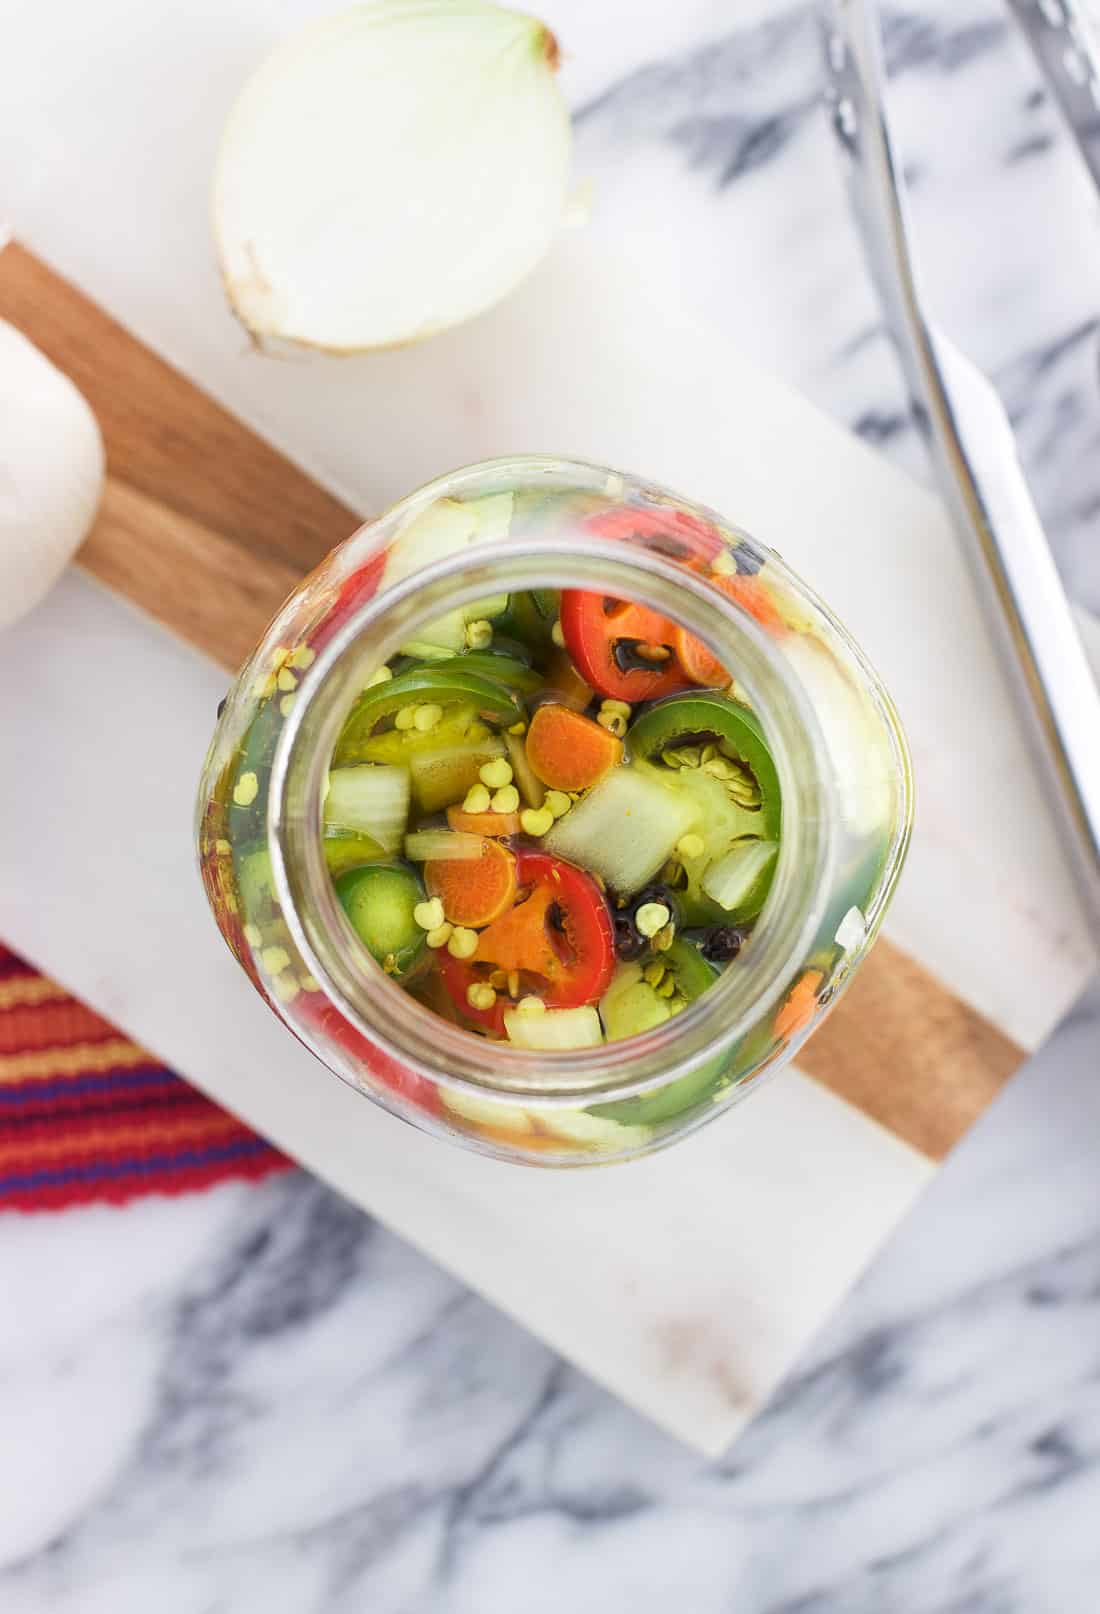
[0, 241, 1023, 1162]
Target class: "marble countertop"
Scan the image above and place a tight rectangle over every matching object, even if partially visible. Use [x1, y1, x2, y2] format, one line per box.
[4, 0, 1100, 1607]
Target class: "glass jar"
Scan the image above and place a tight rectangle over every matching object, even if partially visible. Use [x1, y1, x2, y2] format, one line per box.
[197, 456, 912, 1166]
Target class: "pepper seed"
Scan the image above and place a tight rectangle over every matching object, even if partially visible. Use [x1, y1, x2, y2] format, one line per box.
[520, 806, 554, 837]
[413, 703, 444, 732]
[413, 897, 446, 931]
[232, 771, 259, 807]
[491, 785, 520, 815]
[447, 928, 479, 960]
[272, 972, 300, 1004]
[636, 901, 671, 939]
[479, 757, 514, 790]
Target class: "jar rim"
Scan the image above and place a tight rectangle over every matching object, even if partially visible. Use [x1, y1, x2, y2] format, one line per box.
[268, 463, 840, 1105]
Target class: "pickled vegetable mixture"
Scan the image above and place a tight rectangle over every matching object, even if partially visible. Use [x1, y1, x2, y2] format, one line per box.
[324, 560, 782, 1052]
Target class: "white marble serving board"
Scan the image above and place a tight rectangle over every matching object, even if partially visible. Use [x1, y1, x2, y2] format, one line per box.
[1, 243, 1092, 1454]
[4, 0, 1097, 1455]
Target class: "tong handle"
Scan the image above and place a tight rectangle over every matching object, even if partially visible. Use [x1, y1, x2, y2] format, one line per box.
[823, 0, 1100, 948]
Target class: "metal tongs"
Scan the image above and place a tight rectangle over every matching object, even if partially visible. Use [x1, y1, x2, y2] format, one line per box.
[822, 0, 1100, 949]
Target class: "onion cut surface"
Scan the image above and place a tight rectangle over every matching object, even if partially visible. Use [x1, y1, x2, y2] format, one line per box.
[213, 0, 571, 352]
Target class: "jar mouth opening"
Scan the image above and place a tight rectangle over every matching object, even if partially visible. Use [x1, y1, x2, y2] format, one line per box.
[269, 526, 839, 1105]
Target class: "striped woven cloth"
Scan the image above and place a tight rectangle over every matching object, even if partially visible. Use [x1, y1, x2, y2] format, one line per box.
[0, 944, 291, 1212]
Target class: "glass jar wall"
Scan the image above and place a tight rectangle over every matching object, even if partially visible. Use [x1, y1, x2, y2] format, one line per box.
[196, 457, 912, 1165]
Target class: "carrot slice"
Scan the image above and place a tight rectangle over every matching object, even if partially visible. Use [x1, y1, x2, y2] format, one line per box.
[525, 705, 623, 792]
[446, 805, 522, 839]
[473, 885, 562, 980]
[714, 572, 786, 636]
[675, 573, 786, 683]
[673, 626, 731, 688]
[426, 839, 517, 928]
[774, 969, 824, 1042]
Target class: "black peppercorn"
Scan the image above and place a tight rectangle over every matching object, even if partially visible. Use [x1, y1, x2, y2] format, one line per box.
[613, 884, 679, 961]
[700, 926, 747, 964]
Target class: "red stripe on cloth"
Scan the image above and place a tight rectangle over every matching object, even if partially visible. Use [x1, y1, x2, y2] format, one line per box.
[0, 944, 293, 1213]
[0, 953, 35, 983]
[0, 1000, 125, 1053]
[0, 1144, 290, 1213]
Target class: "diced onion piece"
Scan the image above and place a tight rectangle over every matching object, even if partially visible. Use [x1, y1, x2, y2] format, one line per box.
[404, 829, 485, 863]
[505, 731, 545, 809]
[442, 1088, 535, 1135]
[503, 1004, 604, 1050]
[408, 735, 506, 813]
[599, 964, 672, 1042]
[781, 635, 894, 836]
[835, 905, 867, 951]
[543, 767, 698, 895]
[700, 839, 778, 911]
[324, 765, 410, 853]
[538, 1107, 651, 1151]
[464, 492, 514, 543]
[382, 497, 514, 652]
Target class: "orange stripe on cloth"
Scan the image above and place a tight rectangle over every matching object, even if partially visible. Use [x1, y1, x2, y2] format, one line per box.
[0, 975, 69, 1011]
[0, 938, 292, 1213]
[0, 1109, 246, 1170]
[0, 1038, 152, 1084]
[0, 1000, 123, 1054]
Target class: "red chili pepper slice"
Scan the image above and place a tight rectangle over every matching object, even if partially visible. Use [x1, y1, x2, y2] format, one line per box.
[560, 505, 733, 700]
[439, 850, 616, 1029]
[586, 505, 724, 566]
[437, 952, 509, 1036]
[562, 505, 786, 696]
[308, 548, 387, 654]
[295, 992, 442, 1114]
[559, 590, 694, 702]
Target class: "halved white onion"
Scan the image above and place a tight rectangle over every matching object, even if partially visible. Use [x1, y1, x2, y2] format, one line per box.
[213, 0, 572, 352]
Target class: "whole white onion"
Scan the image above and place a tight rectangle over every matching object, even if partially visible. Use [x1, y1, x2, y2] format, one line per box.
[0, 320, 105, 632]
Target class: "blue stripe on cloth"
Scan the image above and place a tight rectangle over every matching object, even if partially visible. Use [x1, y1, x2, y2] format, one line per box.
[0, 1137, 277, 1195]
[0, 1066, 180, 1104]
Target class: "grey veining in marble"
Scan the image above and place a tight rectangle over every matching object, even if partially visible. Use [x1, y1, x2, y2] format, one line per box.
[4, 0, 1100, 1607]
[574, 0, 1100, 612]
[3, 991, 1100, 1612]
